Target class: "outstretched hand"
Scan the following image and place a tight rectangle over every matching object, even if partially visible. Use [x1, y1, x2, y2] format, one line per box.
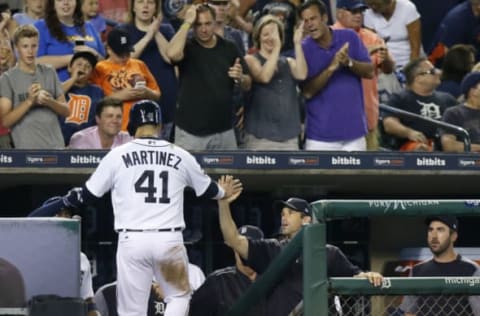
[218, 175, 242, 203]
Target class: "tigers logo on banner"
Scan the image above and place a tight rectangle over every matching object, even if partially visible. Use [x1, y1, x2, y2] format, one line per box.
[65, 93, 92, 125]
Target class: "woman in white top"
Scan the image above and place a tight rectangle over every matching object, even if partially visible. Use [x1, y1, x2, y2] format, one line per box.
[364, 0, 422, 69]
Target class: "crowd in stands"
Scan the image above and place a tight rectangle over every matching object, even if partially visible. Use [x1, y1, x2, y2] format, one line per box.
[0, 0, 479, 152]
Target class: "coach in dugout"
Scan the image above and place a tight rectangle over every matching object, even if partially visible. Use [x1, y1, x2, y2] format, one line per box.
[215, 176, 383, 316]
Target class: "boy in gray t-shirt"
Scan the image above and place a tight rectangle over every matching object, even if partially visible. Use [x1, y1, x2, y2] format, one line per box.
[0, 25, 69, 149]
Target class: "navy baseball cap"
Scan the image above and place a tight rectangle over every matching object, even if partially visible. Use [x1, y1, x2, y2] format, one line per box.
[107, 28, 134, 55]
[238, 225, 264, 240]
[425, 215, 458, 231]
[274, 197, 312, 216]
[337, 0, 368, 10]
[70, 51, 98, 68]
[461, 72, 480, 96]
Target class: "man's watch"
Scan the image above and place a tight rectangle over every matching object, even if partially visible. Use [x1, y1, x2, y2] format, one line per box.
[348, 59, 354, 68]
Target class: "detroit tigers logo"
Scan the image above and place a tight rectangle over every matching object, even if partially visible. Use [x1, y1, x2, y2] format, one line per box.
[107, 70, 145, 90]
[65, 93, 92, 125]
[417, 101, 441, 119]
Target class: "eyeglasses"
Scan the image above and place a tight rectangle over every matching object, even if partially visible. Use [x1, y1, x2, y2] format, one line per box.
[417, 68, 438, 76]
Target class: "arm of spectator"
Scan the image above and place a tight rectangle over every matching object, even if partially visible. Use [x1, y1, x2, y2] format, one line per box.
[353, 271, 383, 287]
[238, 0, 255, 19]
[406, 18, 421, 61]
[217, 175, 249, 260]
[369, 42, 394, 74]
[301, 61, 338, 100]
[132, 16, 161, 59]
[348, 59, 374, 79]
[441, 134, 480, 153]
[154, 31, 172, 64]
[135, 86, 161, 101]
[383, 116, 428, 144]
[166, 5, 197, 62]
[229, 57, 251, 91]
[0, 83, 39, 128]
[108, 88, 143, 101]
[62, 68, 81, 92]
[288, 21, 307, 81]
[36, 54, 73, 70]
[245, 33, 280, 83]
[37, 90, 70, 117]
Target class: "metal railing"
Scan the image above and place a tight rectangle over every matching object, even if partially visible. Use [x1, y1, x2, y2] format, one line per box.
[380, 104, 471, 152]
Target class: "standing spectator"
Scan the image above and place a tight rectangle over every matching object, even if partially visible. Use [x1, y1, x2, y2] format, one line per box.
[167, 4, 251, 151]
[441, 72, 480, 153]
[0, 30, 14, 148]
[13, 0, 46, 25]
[364, 0, 422, 69]
[243, 15, 306, 150]
[437, 44, 476, 99]
[82, 0, 107, 41]
[333, 0, 395, 150]
[299, 0, 373, 151]
[383, 57, 458, 151]
[69, 97, 132, 149]
[34, 0, 106, 81]
[0, 25, 70, 149]
[61, 51, 104, 145]
[209, 0, 246, 55]
[410, 0, 463, 55]
[91, 27, 161, 131]
[400, 215, 480, 315]
[123, 0, 178, 141]
[429, 0, 480, 67]
[189, 225, 266, 316]
[216, 177, 384, 316]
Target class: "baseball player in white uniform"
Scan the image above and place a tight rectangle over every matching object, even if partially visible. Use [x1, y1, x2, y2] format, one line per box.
[62, 100, 242, 316]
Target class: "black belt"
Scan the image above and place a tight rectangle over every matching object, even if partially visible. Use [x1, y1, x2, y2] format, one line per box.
[116, 227, 183, 233]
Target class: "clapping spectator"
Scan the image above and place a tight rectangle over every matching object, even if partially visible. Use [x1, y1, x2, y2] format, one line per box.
[299, 0, 373, 151]
[167, 4, 251, 150]
[34, 0, 105, 81]
[123, 0, 177, 141]
[244, 15, 306, 150]
[0, 25, 70, 149]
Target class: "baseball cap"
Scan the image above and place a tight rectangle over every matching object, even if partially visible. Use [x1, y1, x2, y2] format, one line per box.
[337, 0, 368, 10]
[107, 28, 134, 55]
[461, 72, 480, 96]
[425, 215, 458, 231]
[0, 258, 26, 307]
[274, 197, 312, 216]
[238, 225, 264, 240]
[70, 51, 98, 68]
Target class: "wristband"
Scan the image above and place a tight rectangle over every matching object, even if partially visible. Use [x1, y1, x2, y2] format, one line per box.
[181, 22, 191, 30]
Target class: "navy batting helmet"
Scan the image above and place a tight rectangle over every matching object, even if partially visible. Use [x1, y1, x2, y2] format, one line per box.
[127, 100, 162, 136]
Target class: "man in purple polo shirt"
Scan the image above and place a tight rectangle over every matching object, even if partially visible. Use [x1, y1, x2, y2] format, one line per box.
[299, 0, 374, 151]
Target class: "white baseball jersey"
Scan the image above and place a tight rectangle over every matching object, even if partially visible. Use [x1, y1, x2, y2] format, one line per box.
[86, 138, 212, 230]
[80, 252, 94, 299]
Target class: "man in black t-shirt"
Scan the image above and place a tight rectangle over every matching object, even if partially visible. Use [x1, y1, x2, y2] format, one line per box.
[383, 57, 457, 151]
[166, 4, 251, 151]
[400, 215, 480, 316]
[215, 176, 383, 316]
